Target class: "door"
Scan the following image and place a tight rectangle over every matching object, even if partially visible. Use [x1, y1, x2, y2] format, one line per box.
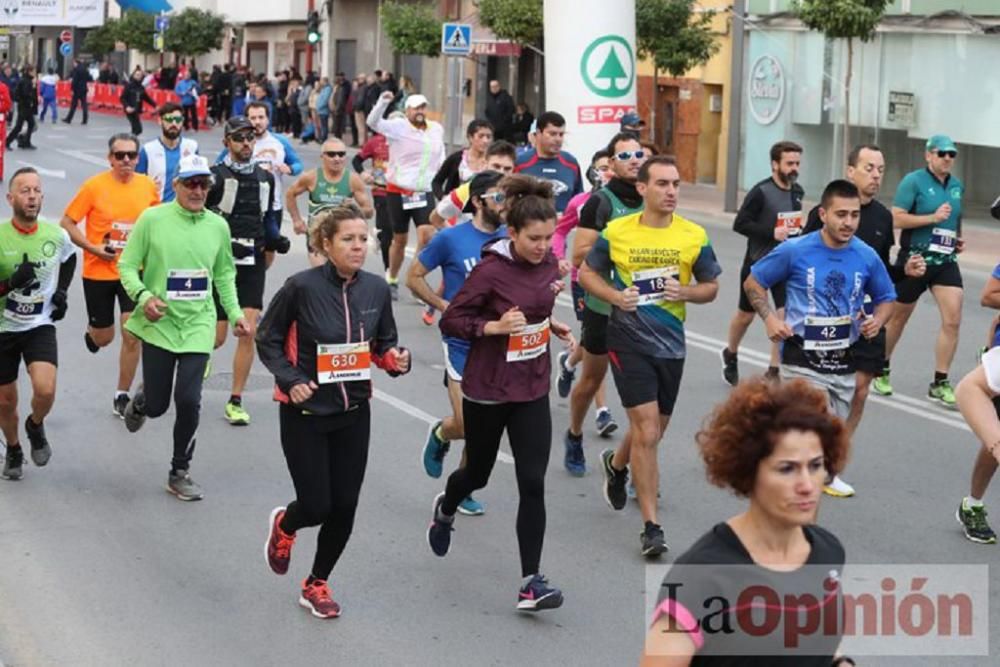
[659, 86, 679, 155]
[246, 42, 268, 77]
[335, 39, 356, 77]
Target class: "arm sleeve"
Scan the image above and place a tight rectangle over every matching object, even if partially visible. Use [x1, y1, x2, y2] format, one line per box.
[891, 173, 918, 212]
[577, 195, 605, 232]
[56, 253, 76, 291]
[732, 186, 771, 241]
[439, 263, 495, 340]
[277, 135, 304, 176]
[118, 214, 152, 309]
[63, 182, 93, 223]
[366, 95, 393, 136]
[748, 242, 791, 290]
[370, 290, 402, 370]
[212, 225, 243, 323]
[692, 238, 723, 283]
[255, 278, 312, 393]
[136, 147, 149, 174]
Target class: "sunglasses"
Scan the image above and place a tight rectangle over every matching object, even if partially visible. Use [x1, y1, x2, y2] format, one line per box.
[480, 192, 506, 204]
[180, 177, 212, 191]
[113, 151, 139, 161]
[229, 133, 255, 144]
[323, 151, 347, 158]
[161, 115, 184, 124]
[936, 150, 957, 159]
[615, 150, 646, 161]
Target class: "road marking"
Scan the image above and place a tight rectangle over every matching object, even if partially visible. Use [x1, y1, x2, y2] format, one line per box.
[54, 148, 108, 168]
[373, 388, 515, 464]
[15, 161, 66, 179]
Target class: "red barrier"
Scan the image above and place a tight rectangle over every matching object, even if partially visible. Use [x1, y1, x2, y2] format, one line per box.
[53, 81, 209, 127]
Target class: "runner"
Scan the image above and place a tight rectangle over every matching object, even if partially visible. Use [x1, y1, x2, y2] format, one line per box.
[428, 140, 517, 228]
[60, 133, 159, 419]
[406, 171, 508, 516]
[642, 377, 849, 664]
[258, 204, 411, 619]
[744, 179, 896, 499]
[579, 156, 721, 557]
[0, 168, 77, 481]
[514, 111, 583, 214]
[432, 119, 493, 201]
[205, 117, 282, 426]
[874, 134, 965, 409]
[352, 128, 391, 271]
[136, 103, 200, 203]
[287, 137, 373, 268]
[117, 155, 253, 500]
[427, 175, 575, 612]
[565, 133, 648, 476]
[803, 144, 925, 437]
[953, 267, 1000, 544]
[366, 91, 445, 300]
[721, 141, 804, 386]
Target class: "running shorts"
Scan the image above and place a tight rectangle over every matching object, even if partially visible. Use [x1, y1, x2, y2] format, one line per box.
[442, 337, 470, 383]
[386, 191, 434, 234]
[739, 261, 786, 313]
[215, 258, 266, 319]
[607, 348, 684, 416]
[580, 306, 608, 356]
[83, 278, 135, 328]
[894, 260, 962, 304]
[850, 327, 887, 376]
[0, 325, 57, 384]
[780, 364, 854, 420]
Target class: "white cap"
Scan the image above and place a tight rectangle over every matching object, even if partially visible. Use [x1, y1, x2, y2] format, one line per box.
[404, 94, 429, 109]
[176, 154, 212, 179]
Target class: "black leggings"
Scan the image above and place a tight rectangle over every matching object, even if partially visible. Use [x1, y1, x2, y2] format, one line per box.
[278, 402, 371, 581]
[443, 395, 552, 577]
[182, 104, 199, 131]
[142, 342, 208, 472]
[126, 111, 143, 135]
[373, 196, 391, 270]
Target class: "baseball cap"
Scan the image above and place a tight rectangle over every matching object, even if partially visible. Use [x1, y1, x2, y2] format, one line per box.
[620, 112, 645, 128]
[463, 170, 505, 213]
[926, 134, 957, 153]
[404, 94, 429, 109]
[224, 115, 254, 136]
[176, 154, 212, 179]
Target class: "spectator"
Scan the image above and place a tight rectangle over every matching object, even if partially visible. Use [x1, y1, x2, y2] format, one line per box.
[485, 80, 515, 142]
[286, 76, 303, 137]
[394, 75, 416, 113]
[5, 65, 37, 150]
[274, 70, 289, 133]
[174, 69, 200, 131]
[231, 66, 247, 117]
[315, 76, 332, 143]
[352, 73, 368, 145]
[220, 64, 234, 121]
[381, 70, 398, 96]
[297, 77, 313, 142]
[38, 68, 59, 124]
[363, 72, 382, 118]
[121, 68, 156, 135]
[63, 58, 91, 125]
[0, 64, 16, 130]
[511, 103, 534, 146]
[331, 71, 351, 140]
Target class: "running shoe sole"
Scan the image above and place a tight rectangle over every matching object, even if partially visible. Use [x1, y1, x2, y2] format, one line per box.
[641, 542, 668, 558]
[955, 507, 998, 545]
[265, 506, 288, 574]
[720, 348, 737, 387]
[427, 492, 453, 557]
[421, 421, 447, 479]
[517, 592, 564, 612]
[166, 483, 203, 502]
[456, 499, 485, 516]
[298, 596, 341, 619]
[600, 450, 626, 511]
[927, 395, 958, 411]
[596, 418, 618, 438]
[822, 485, 855, 498]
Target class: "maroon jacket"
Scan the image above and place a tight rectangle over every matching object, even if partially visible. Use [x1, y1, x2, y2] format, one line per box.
[440, 238, 561, 403]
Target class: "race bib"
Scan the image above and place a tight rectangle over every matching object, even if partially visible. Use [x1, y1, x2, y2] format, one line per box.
[402, 192, 428, 210]
[777, 211, 804, 236]
[507, 319, 550, 362]
[4, 292, 44, 323]
[165, 268, 209, 301]
[317, 341, 371, 383]
[631, 266, 679, 306]
[108, 221, 134, 250]
[928, 227, 957, 255]
[233, 237, 256, 266]
[803, 314, 851, 351]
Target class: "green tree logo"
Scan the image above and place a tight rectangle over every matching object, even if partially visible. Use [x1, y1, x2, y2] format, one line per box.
[581, 36, 634, 98]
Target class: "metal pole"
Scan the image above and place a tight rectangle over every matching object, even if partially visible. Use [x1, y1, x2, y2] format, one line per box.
[446, 56, 463, 153]
[724, 0, 746, 213]
[306, 0, 315, 73]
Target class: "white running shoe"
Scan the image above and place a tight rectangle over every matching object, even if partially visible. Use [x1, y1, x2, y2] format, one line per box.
[823, 475, 855, 498]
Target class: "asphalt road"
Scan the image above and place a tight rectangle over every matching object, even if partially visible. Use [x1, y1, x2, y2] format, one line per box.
[1, 114, 998, 666]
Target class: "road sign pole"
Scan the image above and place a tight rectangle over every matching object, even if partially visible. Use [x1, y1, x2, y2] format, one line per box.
[446, 56, 465, 153]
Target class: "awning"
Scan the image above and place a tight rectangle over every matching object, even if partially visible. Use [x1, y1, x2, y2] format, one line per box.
[116, 0, 173, 13]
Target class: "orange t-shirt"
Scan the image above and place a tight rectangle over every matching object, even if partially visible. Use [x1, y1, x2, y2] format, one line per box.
[64, 172, 160, 280]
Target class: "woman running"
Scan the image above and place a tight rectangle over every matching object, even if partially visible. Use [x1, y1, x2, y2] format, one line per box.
[426, 174, 575, 612]
[257, 203, 411, 619]
[641, 377, 851, 665]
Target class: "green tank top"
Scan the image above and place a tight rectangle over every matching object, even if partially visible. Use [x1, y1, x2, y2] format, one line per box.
[584, 188, 644, 316]
[308, 168, 353, 218]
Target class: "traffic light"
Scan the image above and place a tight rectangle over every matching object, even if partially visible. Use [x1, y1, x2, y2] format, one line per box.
[307, 11, 320, 44]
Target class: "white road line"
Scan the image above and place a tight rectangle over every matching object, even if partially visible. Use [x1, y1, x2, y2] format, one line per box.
[54, 148, 108, 168]
[15, 161, 66, 179]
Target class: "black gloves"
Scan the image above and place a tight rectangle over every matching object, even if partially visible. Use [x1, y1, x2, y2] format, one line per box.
[50, 289, 68, 321]
[265, 235, 291, 255]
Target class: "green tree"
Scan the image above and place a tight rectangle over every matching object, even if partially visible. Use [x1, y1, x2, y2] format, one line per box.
[84, 21, 120, 57]
[476, 0, 543, 46]
[636, 0, 720, 78]
[794, 0, 890, 160]
[114, 9, 158, 55]
[164, 8, 226, 59]
[380, 1, 441, 57]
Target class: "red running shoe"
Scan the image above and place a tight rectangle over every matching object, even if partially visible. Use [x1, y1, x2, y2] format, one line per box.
[421, 305, 436, 326]
[265, 506, 296, 575]
[299, 578, 341, 618]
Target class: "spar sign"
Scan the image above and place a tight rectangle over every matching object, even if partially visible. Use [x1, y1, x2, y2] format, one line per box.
[577, 35, 637, 124]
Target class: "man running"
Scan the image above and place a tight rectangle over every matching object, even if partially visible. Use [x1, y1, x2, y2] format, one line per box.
[564, 132, 647, 475]
[874, 135, 965, 409]
[579, 156, 721, 557]
[286, 137, 373, 267]
[118, 155, 252, 500]
[744, 179, 896, 498]
[721, 141, 804, 385]
[0, 168, 77, 480]
[352, 128, 392, 271]
[136, 103, 200, 203]
[514, 111, 583, 214]
[60, 133, 159, 418]
[205, 117, 282, 426]
[406, 171, 508, 516]
[366, 91, 445, 300]
[804, 144, 925, 437]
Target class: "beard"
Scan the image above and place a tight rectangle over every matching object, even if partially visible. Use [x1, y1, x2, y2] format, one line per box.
[14, 204, 39, 223]
[163, 127, 181, 140]
[481, 207, 504, 229]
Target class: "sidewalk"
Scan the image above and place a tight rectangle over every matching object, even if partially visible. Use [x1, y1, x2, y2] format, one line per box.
[678, 183, 1000, 272]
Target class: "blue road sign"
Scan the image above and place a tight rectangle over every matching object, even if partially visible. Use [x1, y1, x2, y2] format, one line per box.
[155, 16, 170, 33]
[441, 23, 472, 56]
[59, 42, 73, 56]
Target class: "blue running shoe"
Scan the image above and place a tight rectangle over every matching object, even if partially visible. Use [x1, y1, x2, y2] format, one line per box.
[517, 574, 564, 612]
[427, 492, 454, 557]
[556, 350, 576, 398]
[563, 430, 586, 477]
[595, 408, 618, 438]
[457, 495, 485, 516]
[422, 421, 450, 478]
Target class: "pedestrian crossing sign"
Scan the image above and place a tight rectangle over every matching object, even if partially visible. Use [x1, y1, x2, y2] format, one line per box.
[442, 23, 472, 56]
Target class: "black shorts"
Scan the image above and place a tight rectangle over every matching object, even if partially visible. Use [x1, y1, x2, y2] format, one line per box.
[851, 327, 887, 375]
[894, 260, 963, 304]
[607, 348, 684, 416]
[386, 191, 433, 234]
[215, 259, 266, 319]
[0, 325, 57, 385]
[739, 261, 786, 313]
[83, 278, 135, 328]
[580, 306, 608, 355]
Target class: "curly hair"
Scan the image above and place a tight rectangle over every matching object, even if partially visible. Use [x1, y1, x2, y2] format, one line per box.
[696, 377, 849, 497]
[309, 202, 365, 254]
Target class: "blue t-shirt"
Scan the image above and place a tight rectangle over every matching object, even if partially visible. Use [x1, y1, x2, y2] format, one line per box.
[751, 232, 896, 374]
[515, 149, 583, 213]
[136, 140, 194, 203]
